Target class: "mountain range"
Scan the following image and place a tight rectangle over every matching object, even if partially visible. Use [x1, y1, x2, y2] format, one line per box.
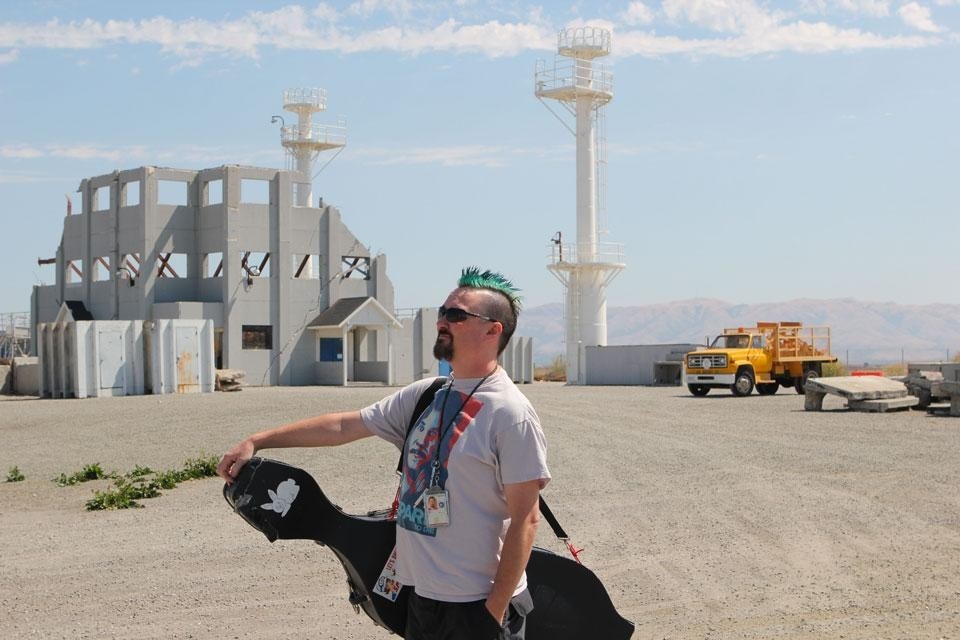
[518, 299, 960, 366]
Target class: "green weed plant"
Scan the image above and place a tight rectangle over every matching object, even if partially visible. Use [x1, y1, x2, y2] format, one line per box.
[55, 462, 111, 486]
[6, 466, 25, 482]
[83, 454, 219, 511]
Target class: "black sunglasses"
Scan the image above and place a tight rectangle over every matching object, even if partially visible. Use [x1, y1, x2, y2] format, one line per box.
[438, 306, 497, 323]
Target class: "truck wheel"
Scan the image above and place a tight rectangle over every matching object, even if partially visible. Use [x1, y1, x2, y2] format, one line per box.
[732, 369, 754, 397]
[795, 369, 819, 394]
[688, 385, 710, 397]
[757, 382, 780, 395]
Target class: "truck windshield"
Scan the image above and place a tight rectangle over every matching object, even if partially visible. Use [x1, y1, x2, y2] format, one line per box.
[711, 334, 750, 349]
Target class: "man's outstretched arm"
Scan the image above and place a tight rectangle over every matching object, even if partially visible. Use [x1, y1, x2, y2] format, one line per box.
[217, 410, 371, 483]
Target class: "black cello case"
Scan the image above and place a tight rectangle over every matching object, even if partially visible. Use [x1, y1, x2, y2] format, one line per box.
[224, 457, 634, 639]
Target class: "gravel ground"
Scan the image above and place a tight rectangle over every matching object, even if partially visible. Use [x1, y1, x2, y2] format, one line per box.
[1, 384, 958, 639]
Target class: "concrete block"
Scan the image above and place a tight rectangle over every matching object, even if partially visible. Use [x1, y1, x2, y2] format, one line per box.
[804, 390, 826, 411]
[12, 357, 40, 396]
[847, 396, 920, 412]
[0, 364, 10, 394]
[804, 376, 908, 401]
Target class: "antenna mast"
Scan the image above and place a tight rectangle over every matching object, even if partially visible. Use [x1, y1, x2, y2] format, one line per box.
[536, 27, 625, 384]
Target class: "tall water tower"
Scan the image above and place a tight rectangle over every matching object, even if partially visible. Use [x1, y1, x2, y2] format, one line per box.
[535, 27, 625, 384]
[274, 88, 346, 207]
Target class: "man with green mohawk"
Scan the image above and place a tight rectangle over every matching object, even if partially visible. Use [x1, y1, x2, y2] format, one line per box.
[219, 267, 549, 639]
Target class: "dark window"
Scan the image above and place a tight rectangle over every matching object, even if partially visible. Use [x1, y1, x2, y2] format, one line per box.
[242, 325, 272, 350]
[320, 338, 343, 362]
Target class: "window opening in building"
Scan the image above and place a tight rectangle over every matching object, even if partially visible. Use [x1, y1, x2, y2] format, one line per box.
[241, 251, 270, 278]
[120, 253, 141, 278]
[292, 254, 320, 279]
[65, 260, 83, 285]
[319, 337, 343, 361]
[93, 256, 111, 281]
[203, 252, 223, 278]
[94, 185, 111, 212]
[214, 329, 223, 369]
[292, 182, 312, 206]
[156, 252, 187, 278]
[240, 178, 270, 204]
[204, 179, 223, 206]
[157, 180, 188, 206]
[121, 180, 140, 207]
[341, 256, 370, 280]
[242, 325, 272, 350]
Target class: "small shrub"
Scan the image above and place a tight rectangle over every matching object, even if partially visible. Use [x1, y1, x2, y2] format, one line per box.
[180, 455, 219, 480]
[85, 477, 161, 511]
[126, 465, 154, 478]
[153, 469, 184, 490]
[535, 356, 567, 382]
[883, 363, 907, 376]
[822, 362, 848, 377]
[55, 462, 112, 487]
[6, 466, 25, 482]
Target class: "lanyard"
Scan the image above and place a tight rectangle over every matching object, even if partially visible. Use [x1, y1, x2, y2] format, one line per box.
[429, 370, 494, 487]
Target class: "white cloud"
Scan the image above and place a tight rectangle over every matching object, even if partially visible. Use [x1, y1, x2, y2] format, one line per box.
[830, 0, 892, 17]
[0, 3, 948, 63]
[622, 1, 656, 26]
[661, 0, 783, 34]
[353, 143, 558, 167]
[0, 142, 280, 166]
[1, 144, 44, 159]
[348, 0, 414, 19]
[0, 171, 60, 183]
[898, 2, 943, 32]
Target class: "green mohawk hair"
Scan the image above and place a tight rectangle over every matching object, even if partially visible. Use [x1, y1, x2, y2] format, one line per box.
[458, 267, 522, 309]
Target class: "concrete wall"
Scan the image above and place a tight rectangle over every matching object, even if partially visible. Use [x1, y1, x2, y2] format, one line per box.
[584, 344, 700, 386]
[0, 364, 11, 394]
[12, 357, 41, 396]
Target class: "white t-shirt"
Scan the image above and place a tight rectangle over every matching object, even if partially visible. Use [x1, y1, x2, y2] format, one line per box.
[360, 367, 550, 602]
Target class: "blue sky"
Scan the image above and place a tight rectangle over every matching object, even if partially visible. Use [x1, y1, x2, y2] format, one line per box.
[1, 0, 958, 314]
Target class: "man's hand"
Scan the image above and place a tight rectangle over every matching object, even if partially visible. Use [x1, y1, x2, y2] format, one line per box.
[217, 438, 256, 483]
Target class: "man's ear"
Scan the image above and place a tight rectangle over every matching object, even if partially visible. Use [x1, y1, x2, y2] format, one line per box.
[487, 322, 503, 338]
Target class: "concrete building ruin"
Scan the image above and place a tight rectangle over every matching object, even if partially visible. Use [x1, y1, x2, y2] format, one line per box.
[31, 164, 413, 387]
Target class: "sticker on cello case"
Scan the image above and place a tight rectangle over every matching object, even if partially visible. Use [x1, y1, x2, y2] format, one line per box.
[374, 546, 403, 602]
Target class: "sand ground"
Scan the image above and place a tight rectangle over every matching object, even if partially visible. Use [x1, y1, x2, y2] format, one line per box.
[1, 384, 958, 639]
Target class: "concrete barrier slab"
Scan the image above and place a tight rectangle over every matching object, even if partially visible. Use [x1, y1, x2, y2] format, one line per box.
[805, 376, 908, 400]
[847, 396, 920, 412]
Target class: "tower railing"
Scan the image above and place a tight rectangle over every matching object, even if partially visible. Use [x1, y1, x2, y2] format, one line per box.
[558, 27, 611, 56]
[534, 59, 613, 99]
[283, 88, 327, 110]
[280, 119, 347, 147]
[547, 241, 625, 267]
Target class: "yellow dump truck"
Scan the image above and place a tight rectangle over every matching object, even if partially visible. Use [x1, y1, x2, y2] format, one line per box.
[685, 322, 837, 397]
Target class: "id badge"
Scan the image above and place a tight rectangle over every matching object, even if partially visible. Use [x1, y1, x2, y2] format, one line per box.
[424, 487, 450, 527]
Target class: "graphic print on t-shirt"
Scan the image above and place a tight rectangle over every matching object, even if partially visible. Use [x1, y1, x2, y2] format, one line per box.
[397, 388, 483, 536]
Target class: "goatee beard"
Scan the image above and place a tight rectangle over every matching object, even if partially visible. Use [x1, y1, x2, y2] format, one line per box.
[433, 333, 453, 362]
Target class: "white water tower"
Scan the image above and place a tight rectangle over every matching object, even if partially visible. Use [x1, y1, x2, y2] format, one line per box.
[275, 88, 346, 207]
[536, 27, 625, 384]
